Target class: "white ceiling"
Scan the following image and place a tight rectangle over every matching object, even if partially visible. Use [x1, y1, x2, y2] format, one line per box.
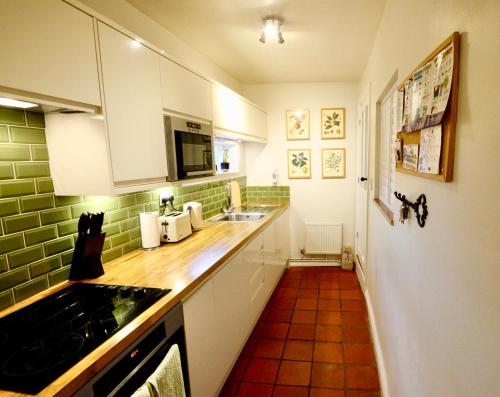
[125, 0, 386, 84]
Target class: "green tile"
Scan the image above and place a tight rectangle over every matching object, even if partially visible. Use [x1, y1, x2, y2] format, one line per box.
[61, 250, 73, 266]
[48, 265, 70, 286]
[0, 179, 35, 198]
[118, 195, 136, 208]
[0, 144, 31, 161]
[14, 276, 48, 302]
[25, 225, 57, 246]
[10, 127, 45, 144]
[3, 213, 40, 234]
[55, 196, 82, 207]
[0, 108, 25, 126]
[30, 256, 61, 278]
[0, 163, 14, 179]
[26, 111, 45, 128]
[103, 238, 111, 251]
[129, 227, 141, 240]
[102, 223, 120, 237]
[128, 204, 145, 217]
[0, 290, 14, 310]
[44, 237, 73, 257]
[0, 198, 19, 217]
[111, 232, 130, 247]
[123, 239, 140, 254]
[57, 219, 78, 236]
[14, 162, 50, 178]
[40, 207, 71, 225]
[0, 126, 8, 142]
[135, 192, 152, 204]
[121, 218, 138, 232]
[102, 247, 122, 263]
[109, 209, 128, 223]
[7, 245, 44, 269]
[36, 178, 54, 194]
[145, 201, 159, 212]
[0, 233, 24, 255]
[0, 267, 29, 291]
[31, 145, 49, 160]
[0, 256, 7, 273]
[20, 194, 54, 212]
[71, 198, 117, 218]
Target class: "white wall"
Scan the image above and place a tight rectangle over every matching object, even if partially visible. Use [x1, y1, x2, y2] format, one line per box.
[243, 83, 358, 257]
[360, 1, 500, 396]
[75, 0, 241, 93]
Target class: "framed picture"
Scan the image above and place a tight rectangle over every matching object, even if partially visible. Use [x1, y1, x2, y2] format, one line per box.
[288, 149, 311, 179]
[321, 108, 345, 139]
[286, 110, 310, 140]
[322, 148, 346, 178]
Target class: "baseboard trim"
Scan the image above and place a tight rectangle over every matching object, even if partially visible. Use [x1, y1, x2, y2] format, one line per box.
[362, 286, 390, 397]
[288, 260, 341, 267]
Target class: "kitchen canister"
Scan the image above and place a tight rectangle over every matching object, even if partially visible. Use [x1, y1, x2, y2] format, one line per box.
[139, 211, 160, 249]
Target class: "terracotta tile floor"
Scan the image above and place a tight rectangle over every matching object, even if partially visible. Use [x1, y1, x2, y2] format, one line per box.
[219, 266, 381, 397]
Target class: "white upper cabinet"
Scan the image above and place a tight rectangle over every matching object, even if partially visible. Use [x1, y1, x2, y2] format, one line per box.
[0, 0, 100, 106]
[211, 83, 267, 142]
[98, 22, 167, 184]
[160, 58, 212, 121]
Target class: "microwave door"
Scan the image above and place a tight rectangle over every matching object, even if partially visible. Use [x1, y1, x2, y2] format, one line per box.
[175, 132, 213, 179]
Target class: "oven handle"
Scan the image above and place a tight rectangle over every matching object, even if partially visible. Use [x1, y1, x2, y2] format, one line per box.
[108, 338, 170, 397]
[185, 170, 213, 176]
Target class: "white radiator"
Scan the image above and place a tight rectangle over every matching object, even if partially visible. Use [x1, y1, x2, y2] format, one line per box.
[304, 223, 343, 254]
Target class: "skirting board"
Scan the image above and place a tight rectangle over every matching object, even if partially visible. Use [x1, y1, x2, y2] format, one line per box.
[288, 260, 341, 267]
[361, 281, 390, 397]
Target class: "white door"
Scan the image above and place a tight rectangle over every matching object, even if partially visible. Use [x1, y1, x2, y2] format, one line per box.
[355, 85, 370, 283]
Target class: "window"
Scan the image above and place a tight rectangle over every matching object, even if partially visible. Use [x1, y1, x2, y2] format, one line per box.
[375, 74, 400, 223]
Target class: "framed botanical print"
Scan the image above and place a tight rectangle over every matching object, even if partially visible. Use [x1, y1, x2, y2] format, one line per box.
[321, 108, 345, 139]
[288, 149, 311, 179]
[286, 110, 310, 140]
[322, 148, 346, 178]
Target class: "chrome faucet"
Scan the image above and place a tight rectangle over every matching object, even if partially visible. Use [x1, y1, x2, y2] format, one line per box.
[223, 181, 235, 213]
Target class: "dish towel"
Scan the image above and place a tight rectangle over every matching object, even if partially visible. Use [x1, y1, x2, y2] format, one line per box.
[229, 181, 241, 208]
[131, 382, 155, 397]
[146, 344, 187, 397]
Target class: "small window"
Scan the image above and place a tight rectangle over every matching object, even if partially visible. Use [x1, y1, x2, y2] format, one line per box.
[214, 138, 241, 174]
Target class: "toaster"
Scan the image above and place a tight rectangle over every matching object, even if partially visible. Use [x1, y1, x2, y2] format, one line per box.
[159, 212, 192, 243]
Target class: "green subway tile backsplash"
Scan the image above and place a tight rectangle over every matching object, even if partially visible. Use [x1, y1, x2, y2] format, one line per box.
[0, 105, 288, 309]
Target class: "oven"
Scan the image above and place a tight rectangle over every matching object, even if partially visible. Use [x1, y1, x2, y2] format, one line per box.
[75, 302, 189, 396]
[164, 115, 215, 181]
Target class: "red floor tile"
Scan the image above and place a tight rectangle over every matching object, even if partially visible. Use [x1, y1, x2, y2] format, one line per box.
[319, 289, 340, 299]
[317, 311, 341, 325]
[260, 323, 290, 339]
[318, 299, 340, 311]
[313, 342, 343, 363]
[340, 290, 363, 301]
[241, 338, 257, 357]
[320, 280, 340, 290]
[273, 385, 309, 397]
[300, 279, 320, 288]
[345, 391, 380, 397]
[341, 300, 366, 312]
[341, 312, 367, 325]
[253, 339, 285, 359]
[220, 380, 239, 397]
[276, 360, 311, 386]
[310, 363, 344, 389]
[295, 298, 318, 311]
[281, 278, 301, 288]
[229, 356, 250, 381]
[343, 326, 371, 343]
[283, 340, 314, 361]
[345, 366, 380, 390]
[278, 288, 299, 298]
[243, 358, 280, 383]
[343, 343, 375, 365]
[237, 382, 274, 397]
[315, 325, 342, 342]
[310, 389, 345, 397]
[268, 309, 294, 323]
[288, 324, 315, 341]
[274, 296, 297, 310]
[291, 310, 316, 324]
[339, 272, 358, 281]
[297, 288, 319, 299]
[339, 279, 360, 290]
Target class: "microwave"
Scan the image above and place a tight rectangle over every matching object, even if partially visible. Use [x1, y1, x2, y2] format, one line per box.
[164, 115, 215, 181]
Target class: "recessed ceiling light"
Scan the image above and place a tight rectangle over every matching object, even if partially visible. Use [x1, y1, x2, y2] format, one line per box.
[259, 17, 284, 44]
[0, 97, 37, 109]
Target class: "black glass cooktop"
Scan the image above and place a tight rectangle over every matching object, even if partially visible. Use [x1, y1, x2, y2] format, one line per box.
[0, 283, 169, 395]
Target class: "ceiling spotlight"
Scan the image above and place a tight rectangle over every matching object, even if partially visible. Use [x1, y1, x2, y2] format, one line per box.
[259, 17, 284, 44]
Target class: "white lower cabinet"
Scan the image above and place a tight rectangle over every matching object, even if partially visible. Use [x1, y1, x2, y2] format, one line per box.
[183, 211, 290, 397]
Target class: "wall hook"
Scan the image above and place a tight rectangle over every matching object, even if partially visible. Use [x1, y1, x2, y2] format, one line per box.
[394, 192, 428, 228]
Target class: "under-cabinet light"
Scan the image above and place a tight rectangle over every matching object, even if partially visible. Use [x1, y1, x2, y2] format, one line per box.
[0, 97, 37, 109]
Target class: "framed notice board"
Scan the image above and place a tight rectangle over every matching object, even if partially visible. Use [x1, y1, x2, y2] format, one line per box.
[396, 32, 460, 182]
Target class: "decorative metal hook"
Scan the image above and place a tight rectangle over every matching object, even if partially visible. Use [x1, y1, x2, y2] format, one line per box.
[394, 192, 428, 228]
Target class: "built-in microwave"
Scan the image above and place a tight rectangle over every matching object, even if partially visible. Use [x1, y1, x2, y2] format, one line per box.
[164, 115, 215, 181]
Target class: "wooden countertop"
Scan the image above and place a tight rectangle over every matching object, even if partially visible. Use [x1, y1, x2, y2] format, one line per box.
[0, 203, 288, 397]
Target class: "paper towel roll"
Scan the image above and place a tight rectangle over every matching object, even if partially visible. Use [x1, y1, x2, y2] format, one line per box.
[139, 212, 160, 249]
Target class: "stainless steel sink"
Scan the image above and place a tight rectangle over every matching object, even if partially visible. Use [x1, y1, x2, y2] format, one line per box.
[213, 213, 266, 222]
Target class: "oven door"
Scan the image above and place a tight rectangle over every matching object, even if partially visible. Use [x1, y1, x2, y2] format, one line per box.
[174, 131, 214, 179]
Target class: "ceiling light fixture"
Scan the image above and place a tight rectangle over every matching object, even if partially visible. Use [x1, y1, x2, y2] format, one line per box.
[259, 17, 284, 44]
[0, 97, 37, 109]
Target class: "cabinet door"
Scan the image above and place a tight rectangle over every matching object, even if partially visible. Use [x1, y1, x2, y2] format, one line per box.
[276, 209, 291, 265]
[245, 234, 266, 322]
[160, 58, 211, 120]
[211, 84, 246, 134]
[263, 220, 282, 298]
[0, 0, 100, 106]
[246, 102, 268, 140]
[98, 22, 167, 183]
[183, 279, 220, 397]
